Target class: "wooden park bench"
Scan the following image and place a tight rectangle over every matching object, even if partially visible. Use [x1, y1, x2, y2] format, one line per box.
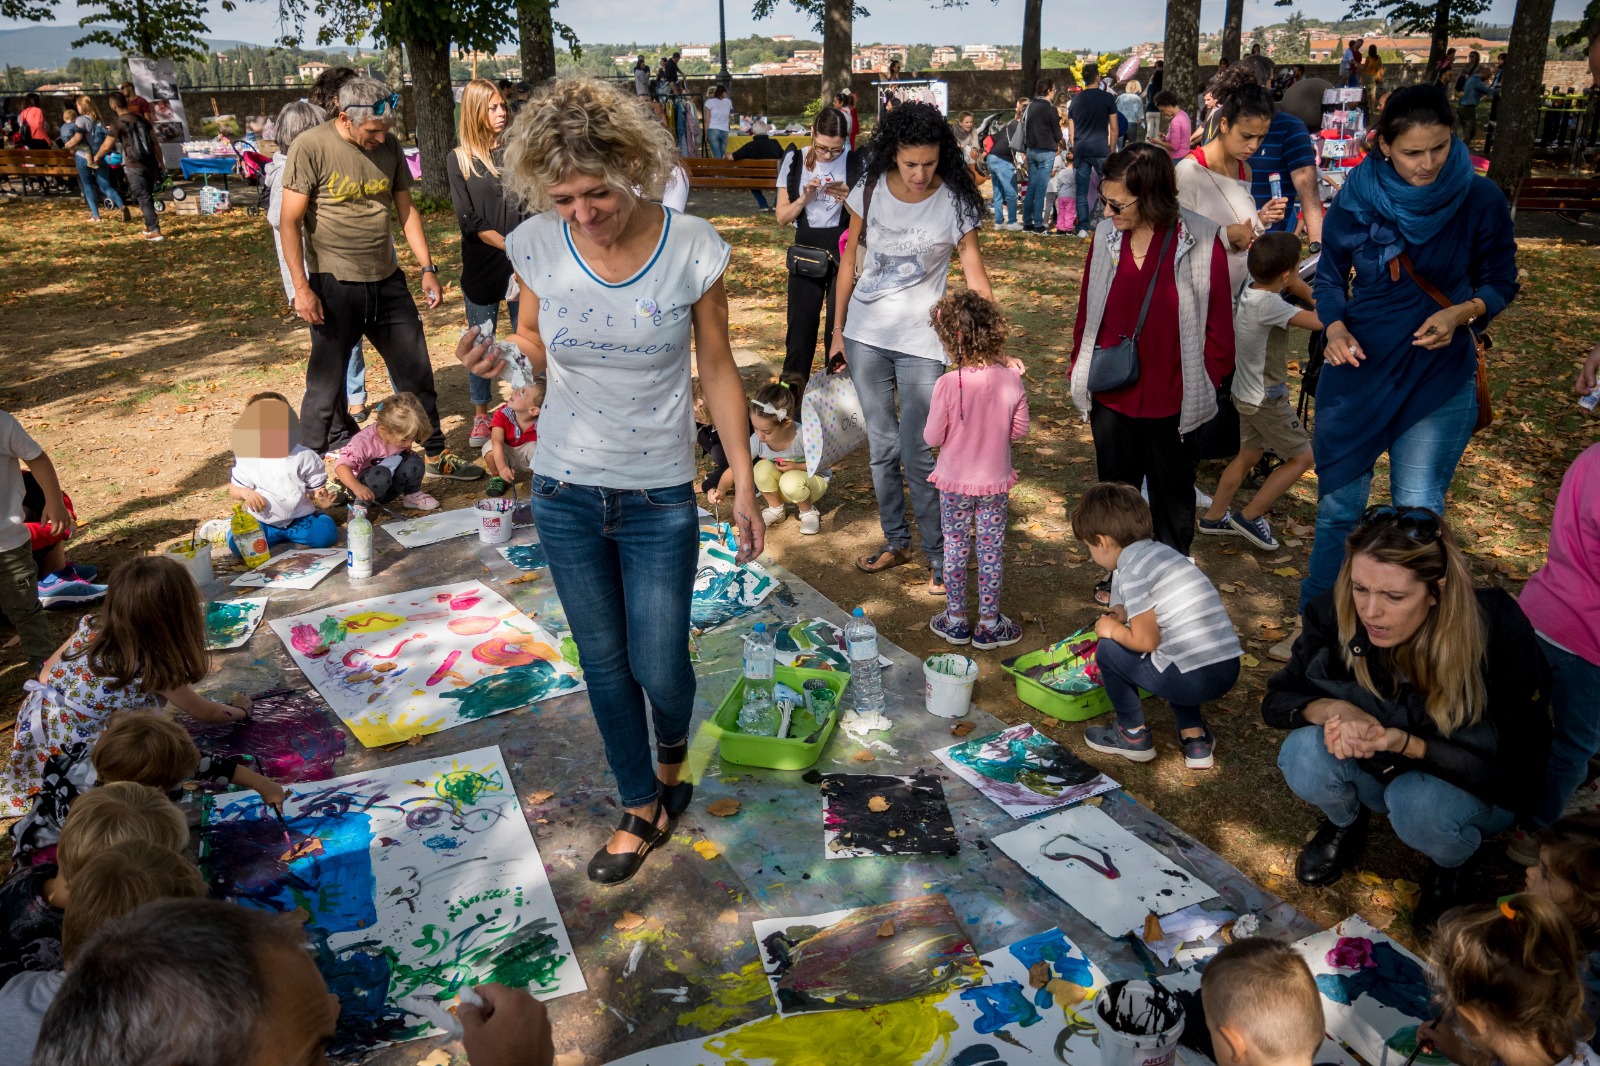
[1512, 174, 1600, 221]
[682, 157, 781, 191]
[0, 148, 79, 196]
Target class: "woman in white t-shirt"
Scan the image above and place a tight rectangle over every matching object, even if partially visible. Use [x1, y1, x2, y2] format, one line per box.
[1175, 76, 1286, 292]
[703, 85, 733, 159]
[454, 78, 760, 887]
[830, 102, 995, 593]
[775, 107, 858, 383]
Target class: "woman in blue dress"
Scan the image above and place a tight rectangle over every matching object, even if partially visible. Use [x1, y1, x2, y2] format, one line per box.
[1295, 85, 1518, 632]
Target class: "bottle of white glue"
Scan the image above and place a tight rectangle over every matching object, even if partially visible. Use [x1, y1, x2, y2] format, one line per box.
[347, 504, 373, 580]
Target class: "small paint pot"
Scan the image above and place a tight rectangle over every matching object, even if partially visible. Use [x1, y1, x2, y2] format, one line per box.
[804, 681, 838, 719]
[922, 653, 978, 719]
[476, 498, 515, 545]
[164, 542, 213, 587]
[1093, 978, 1185, 1066]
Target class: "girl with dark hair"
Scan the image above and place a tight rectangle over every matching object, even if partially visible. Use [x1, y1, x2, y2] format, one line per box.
[833, 90, 859, 148]
[1070, 148, 1235, 592]
[830, 101, 993, 591]
[776, 106, 861, 382]
[1176, 80, 1286, 290]
[1288, 84, 1518, 655]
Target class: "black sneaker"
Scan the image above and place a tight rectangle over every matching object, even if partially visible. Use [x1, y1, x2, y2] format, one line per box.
[1180, 728, 1216, 769]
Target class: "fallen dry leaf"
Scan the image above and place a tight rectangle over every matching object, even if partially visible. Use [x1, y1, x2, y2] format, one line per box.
[950, 721, 977, 737]
[1240, 654, 1261, 668]
[867, 795, 890, 813]
[717, 909, 740, 925]
[876, 919, 895, 938]
[852, 749, 876, 763]
[693, 838, 723, 860]
[706, 798, 741, 817]
[416, 1050, 452, 1066]
[1272, 567, 1300, 578]
[1028, 960, 1052, 988]
[527, 790, 554, 805]
[1142, 913, 1165, 943]
[615, 911, 646, 931]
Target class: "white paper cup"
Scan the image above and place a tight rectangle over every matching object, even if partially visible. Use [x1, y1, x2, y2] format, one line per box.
[922, 653, 977, 718]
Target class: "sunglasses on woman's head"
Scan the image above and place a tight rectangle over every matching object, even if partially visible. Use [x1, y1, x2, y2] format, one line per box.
[1359, 505, 1443, 542]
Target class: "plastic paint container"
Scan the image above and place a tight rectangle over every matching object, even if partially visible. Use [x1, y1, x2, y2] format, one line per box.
[922, 653, 978, 718]
[164, 542, 214, 587]
[1093, 978, 1185, 1066]
[476, 498, 515, 545]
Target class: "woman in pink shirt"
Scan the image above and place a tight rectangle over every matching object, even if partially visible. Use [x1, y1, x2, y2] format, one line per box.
[922, 290, 1030, 650]
[1522, 442, 1600, 827]
[1152, 91, 1191, 162]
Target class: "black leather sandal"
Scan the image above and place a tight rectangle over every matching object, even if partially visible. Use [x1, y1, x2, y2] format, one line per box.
[657, 739, 694, 817]
[587, 806, 670, 886]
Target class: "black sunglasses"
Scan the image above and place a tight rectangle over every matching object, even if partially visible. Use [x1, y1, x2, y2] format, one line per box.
[1359, 505, 1443, 542]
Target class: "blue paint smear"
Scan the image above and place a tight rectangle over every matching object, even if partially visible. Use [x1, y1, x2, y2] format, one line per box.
[961, 980, 1041, 1033]
[315, 938, 411, 1054]
[503, 543, 548, 571]
[952, 1045, 1005, 1066]
[1007, 927, 1094, 1009]
[1315, 941, 1431, 1016]
[423, 834, 461, 851]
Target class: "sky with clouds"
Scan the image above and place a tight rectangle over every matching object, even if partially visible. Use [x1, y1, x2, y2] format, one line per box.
[2, 0, 1589, 54]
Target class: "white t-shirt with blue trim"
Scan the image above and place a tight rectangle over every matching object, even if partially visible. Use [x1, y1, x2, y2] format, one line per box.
[505, 207, 730, 489]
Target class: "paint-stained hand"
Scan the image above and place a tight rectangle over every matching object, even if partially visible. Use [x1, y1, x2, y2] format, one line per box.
[459, 982, 554, 1066]
[731, 484, 764, 565]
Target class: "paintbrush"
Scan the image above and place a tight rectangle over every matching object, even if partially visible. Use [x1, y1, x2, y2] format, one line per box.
[270, 802, 291, 842]
[1401, 1022, 1438, 1066]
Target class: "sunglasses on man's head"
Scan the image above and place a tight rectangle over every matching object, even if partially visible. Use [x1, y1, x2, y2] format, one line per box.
[349, 93, 401, 118]
[1359, 505, 1443, 543]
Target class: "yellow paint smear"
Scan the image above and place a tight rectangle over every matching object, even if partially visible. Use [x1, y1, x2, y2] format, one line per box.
[675, 960, 770, 1032]
[704, 998, 958, 1066]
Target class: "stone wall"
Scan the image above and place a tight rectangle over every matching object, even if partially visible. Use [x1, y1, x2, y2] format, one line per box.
[30, 86, 418, 129]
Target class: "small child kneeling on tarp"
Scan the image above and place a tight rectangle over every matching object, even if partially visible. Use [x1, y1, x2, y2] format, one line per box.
[227, 392, 338, 557]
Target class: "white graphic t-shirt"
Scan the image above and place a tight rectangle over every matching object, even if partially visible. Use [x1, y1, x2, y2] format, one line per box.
[505, 208, 730, 489]
[843, 174, 976, 361]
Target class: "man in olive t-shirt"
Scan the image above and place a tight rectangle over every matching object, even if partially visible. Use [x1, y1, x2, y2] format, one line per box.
[278, 77, 481, 479]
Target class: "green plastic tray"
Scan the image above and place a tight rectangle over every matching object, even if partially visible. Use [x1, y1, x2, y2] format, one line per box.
[709, 664, 848, 770]
[1000, 641, 1113, 723]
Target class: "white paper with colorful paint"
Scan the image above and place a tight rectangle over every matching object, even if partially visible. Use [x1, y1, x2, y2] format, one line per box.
[497, 538, 547, 572]
[200, 745, 584, 1056]
[382, 507, 483, 548]
[691, 541, 776, 632]
[205, 597, 269, 649]
[773, 616, 892, 670]
[933, 723, 1119, 819]
[230, 547, 345, 590]
[267, 581, 582, 747]
[606, 926, 1109, 1066]
[991, 805, 1218, 938]
[1290, 916, 1443, 1066]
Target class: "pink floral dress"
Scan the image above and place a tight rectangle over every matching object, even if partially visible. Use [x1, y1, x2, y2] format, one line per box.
[0, 616, 162, 814]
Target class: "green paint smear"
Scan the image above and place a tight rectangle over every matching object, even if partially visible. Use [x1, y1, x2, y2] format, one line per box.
[205, 600, 259, 645]
[439, 661, 577, 720]
[435, 769, 502, 807]
[318, 614, 348, 648]
[677, 960, 771, 1032]
[559, 636, 581, 669]
[705, 998, 958, 1066]
[1389, 1025, 1452, 1066]
[485, 928, 565, 990]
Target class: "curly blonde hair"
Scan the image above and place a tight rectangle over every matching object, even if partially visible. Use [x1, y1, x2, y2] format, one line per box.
[375, 393, 432, 446]
[502, 77, 679, 212]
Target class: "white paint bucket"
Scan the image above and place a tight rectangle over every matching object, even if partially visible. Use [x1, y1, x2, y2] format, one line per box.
[1093, 979, 1185, 1066]
[922, 653, 977, 718]
[164, 542, 213, 587]
[476, 498, 515, 545]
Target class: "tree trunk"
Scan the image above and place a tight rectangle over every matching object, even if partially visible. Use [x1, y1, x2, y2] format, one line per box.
[1220, 0, 1244, 62]
[383, 40, 408, 142]
[406, 33, 455, 202]
[1163, 0, 1202, 119]
[821, 0, 852, 104]
[1021, 0, 1043, 98]
[1489, 0, 1558, 199]
[518, 0, 558, 84]
[1428, 0, 1452, 71]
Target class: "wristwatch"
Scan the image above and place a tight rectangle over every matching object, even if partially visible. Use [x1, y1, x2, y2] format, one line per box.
[421, 265, 440, 275]
[1307, 241, 1322, 254]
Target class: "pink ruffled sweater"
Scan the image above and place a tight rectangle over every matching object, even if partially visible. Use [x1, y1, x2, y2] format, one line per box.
[923, 363, 1030, 497]
[1521, 442, 1600, 665]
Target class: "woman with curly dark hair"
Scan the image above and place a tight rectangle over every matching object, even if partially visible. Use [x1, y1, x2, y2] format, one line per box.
[829, 101, 994, 593]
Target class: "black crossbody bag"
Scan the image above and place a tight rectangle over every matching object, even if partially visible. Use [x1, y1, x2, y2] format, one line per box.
[1086, 226, 1175, 394]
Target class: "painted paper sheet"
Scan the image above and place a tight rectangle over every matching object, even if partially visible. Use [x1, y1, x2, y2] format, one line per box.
[268, 581, 583, 746]
[182, 688, 346, 784]
[608, 926, 1109, 1066]
[774, 615, 891, 670]
[205, 596, 268, 649]
[382, 507, 483, 548]
[749, 894, 984, 1016]
[1164, 965, 1362, 1066]
[498, 541, 548, 572]
[692, 541, 776, 632]
[1291, 916, 1441, 1066]
[991, 805, 1218, 938]
[200, 745, 583, 1056]
[934, 723, 1119, 819]
[230, 547, 345, 590]
[819, 773, 959, 859]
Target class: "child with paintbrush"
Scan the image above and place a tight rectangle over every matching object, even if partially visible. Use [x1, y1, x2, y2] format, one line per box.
[1198, 938, 1325, 1066]
[11, 709, 286, 866]
[227, 392, 339, 558]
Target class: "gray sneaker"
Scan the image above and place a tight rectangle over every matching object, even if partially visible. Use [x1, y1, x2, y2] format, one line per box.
[425, 450, 486, 481]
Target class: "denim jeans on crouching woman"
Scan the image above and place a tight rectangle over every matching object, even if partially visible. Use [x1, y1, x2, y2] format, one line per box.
[1300, 373, 1479, 614]
[846, 338, 944, 571]
[1277, 725, 1513, 868]
[464, 298, 521, 408]
[528, 475, 700, 810]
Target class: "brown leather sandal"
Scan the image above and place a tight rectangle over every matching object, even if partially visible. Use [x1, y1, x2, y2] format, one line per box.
[856, 545, 912, 573]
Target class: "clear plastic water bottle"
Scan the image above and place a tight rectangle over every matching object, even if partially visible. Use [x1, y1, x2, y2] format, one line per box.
[845, 607, 886, 716]
[346, 504, 373, 580]
[738, 622, 778, 735]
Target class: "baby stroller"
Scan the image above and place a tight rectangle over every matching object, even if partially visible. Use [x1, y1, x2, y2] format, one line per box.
[233, 143, 273, 217]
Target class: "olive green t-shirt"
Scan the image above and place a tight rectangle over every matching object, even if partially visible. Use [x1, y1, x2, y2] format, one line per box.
[282, 120, 413, 283]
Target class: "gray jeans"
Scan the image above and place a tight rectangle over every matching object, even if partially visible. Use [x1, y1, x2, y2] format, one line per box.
[845, 338, 944, 569]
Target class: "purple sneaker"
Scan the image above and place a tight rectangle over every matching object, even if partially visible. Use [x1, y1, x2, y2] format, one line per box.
[930, 612, 971, 646]
[971, 616, 1022, 650]
[1083, 722, 1157, 763]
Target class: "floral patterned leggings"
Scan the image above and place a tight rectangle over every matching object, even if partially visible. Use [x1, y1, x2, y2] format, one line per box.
[940, 491, 1009, 622]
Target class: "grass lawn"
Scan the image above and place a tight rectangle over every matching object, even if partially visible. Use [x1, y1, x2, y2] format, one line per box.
[2, 187, 1596, 943]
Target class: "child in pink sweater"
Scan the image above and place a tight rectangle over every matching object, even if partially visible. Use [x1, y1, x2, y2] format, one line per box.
[923, 291, 1030, 651]
[332, 394, 439, 510]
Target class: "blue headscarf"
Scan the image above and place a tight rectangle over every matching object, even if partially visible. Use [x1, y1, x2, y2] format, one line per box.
[1337, 136, 1474, 267]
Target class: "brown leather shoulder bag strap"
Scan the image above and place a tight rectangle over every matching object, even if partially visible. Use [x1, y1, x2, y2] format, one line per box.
[1396, 252, 1454, 311]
